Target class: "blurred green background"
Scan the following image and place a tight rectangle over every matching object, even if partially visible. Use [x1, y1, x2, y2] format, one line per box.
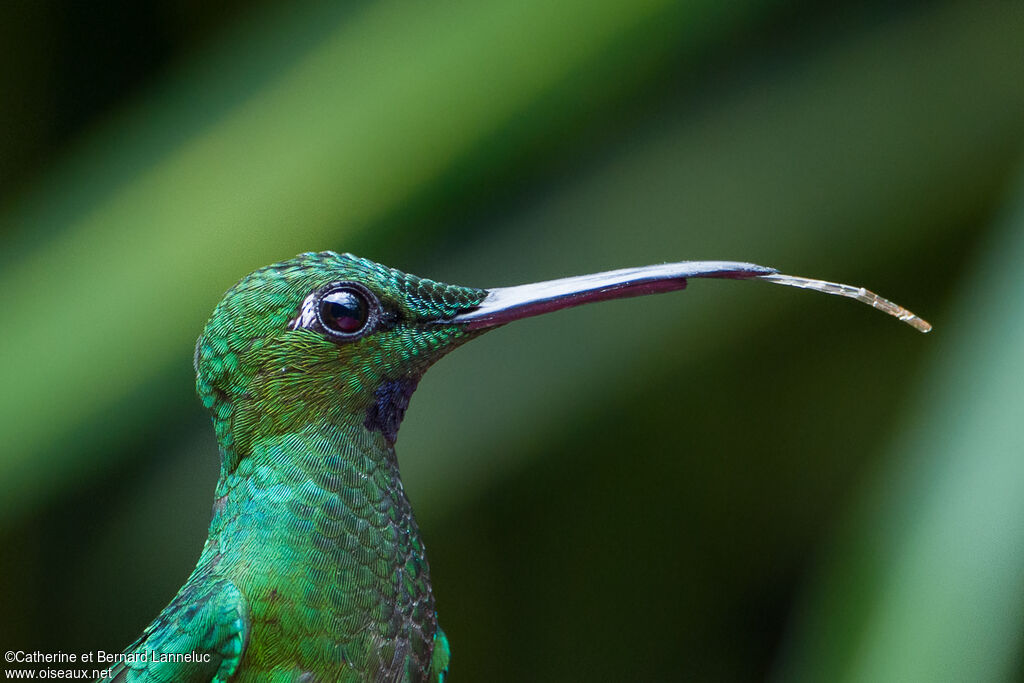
[2, 0, 1023, 680]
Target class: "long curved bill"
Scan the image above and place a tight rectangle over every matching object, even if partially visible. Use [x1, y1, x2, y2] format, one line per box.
[446, 261, 931, 333]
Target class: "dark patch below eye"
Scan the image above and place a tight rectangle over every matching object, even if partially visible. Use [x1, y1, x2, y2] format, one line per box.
[364, 377, 419, 444]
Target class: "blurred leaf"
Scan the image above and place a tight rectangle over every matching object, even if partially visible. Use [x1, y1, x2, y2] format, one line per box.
[778, 163, 1024, 682]
[0, 0, 764, 522]
[4, 0, 1024, 680]
[402, 0, 1024, 516]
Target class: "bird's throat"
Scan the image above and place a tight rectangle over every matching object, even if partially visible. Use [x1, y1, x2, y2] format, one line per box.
[363, 377, 420, 445]
[205, 422, 438, 677]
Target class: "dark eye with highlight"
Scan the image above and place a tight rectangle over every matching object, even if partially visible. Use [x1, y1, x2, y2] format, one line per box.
[318, 286, 372, 337]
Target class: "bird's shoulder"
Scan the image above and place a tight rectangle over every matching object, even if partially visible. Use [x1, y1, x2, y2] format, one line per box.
[99, 578, 248, 683]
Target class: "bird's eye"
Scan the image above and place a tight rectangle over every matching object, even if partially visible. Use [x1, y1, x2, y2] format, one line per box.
[318, 287, 372, 337]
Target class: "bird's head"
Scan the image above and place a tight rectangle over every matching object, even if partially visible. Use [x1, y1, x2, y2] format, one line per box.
[196, 250, 928, 473]
[195, 251, 492, 471]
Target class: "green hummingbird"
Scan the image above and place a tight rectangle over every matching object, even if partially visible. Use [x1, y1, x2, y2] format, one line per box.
[101, 252, 929, 683]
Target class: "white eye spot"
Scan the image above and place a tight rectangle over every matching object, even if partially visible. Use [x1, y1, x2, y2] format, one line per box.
[287, 291, 320, 331]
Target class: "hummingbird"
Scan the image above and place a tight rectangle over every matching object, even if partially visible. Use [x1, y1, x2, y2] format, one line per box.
[101, 251, 929, 683]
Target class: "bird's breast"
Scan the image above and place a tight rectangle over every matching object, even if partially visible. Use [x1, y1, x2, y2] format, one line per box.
[208, 428, 438, 680]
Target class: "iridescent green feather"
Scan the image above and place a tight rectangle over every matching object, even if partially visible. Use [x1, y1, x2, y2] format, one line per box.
[103, 252, 485, 682]
[103, 249, 928, 682]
